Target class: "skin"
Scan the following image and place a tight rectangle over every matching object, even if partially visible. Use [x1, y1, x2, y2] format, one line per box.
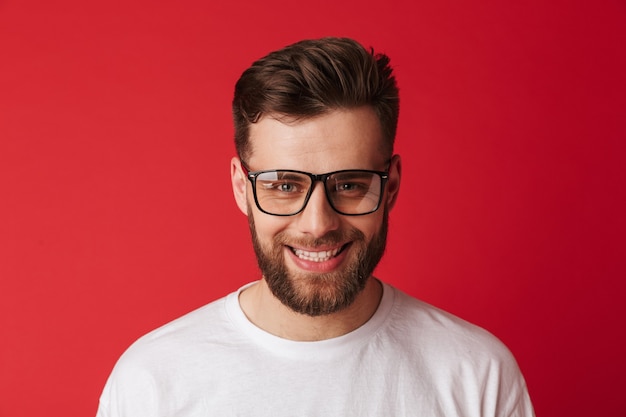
[230, 106, 401, 341]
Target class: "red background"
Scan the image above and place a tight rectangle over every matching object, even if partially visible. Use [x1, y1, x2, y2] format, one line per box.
[1, 0, 625, 416]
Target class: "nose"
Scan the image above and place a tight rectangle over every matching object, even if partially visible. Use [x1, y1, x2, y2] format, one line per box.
[296, 182, 341, 238]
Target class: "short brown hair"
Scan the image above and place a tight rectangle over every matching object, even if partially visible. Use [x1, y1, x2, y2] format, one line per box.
[232, 37, 399, 162]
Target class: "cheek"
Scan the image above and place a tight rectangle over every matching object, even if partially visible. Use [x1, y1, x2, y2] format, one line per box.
[249, 210, 291, 241]
[346, 216, 383, 240]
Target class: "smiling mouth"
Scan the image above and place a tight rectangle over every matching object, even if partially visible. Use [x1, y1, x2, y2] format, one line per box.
[289, 244, 348, 262]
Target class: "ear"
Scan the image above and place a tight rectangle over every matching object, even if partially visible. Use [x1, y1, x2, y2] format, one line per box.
[385, 154, 401, 210]
[230, 157, 249, 216]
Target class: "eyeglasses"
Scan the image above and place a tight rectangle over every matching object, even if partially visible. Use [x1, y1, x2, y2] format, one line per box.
[241, 163, 389, 216]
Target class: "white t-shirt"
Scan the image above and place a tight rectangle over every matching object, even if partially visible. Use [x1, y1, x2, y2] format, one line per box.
[96, 282, 534, 417]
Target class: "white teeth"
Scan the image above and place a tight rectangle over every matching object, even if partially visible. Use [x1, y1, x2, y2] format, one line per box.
[293, 248, 340, 262]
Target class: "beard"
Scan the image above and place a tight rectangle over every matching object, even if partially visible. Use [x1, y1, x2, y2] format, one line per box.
[248, 205, 388, 317]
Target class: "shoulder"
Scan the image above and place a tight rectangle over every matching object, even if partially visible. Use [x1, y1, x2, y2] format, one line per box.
[382, 283, 520, 368]
[97, 296, 230, 414]
[111, 293, 235, 376]
[378, 284, 534, 415]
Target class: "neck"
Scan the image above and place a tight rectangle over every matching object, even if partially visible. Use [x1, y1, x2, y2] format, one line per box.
[239, 277, 383, 341]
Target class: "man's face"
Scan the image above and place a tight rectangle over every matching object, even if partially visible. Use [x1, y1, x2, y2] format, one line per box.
[232, 106, 400, 316]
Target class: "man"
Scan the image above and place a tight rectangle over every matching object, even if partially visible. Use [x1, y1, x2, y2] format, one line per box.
[96, 37, 534, 416]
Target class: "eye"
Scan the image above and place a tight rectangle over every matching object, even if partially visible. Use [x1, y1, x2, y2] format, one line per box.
[258, 177, 308, 194]
[275, 181, 300, 193]
[337, 182, 360, 191]
[334, 181, 367, 195]
[330, 172, 379, 198]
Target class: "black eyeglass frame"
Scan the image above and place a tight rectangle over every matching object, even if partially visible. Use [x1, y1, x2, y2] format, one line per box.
[241, 163, 390, 216]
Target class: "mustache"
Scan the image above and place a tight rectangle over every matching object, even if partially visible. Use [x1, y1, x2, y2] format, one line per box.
[274, 228, 365, 248]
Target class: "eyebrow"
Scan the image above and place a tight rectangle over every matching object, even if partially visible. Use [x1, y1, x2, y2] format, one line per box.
[257, 171, 308, 181]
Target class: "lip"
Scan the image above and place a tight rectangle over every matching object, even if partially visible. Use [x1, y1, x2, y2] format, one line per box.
[285, 243, 351, 273]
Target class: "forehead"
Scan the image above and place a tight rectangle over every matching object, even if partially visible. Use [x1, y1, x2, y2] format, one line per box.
[247, 106, 386, 172]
